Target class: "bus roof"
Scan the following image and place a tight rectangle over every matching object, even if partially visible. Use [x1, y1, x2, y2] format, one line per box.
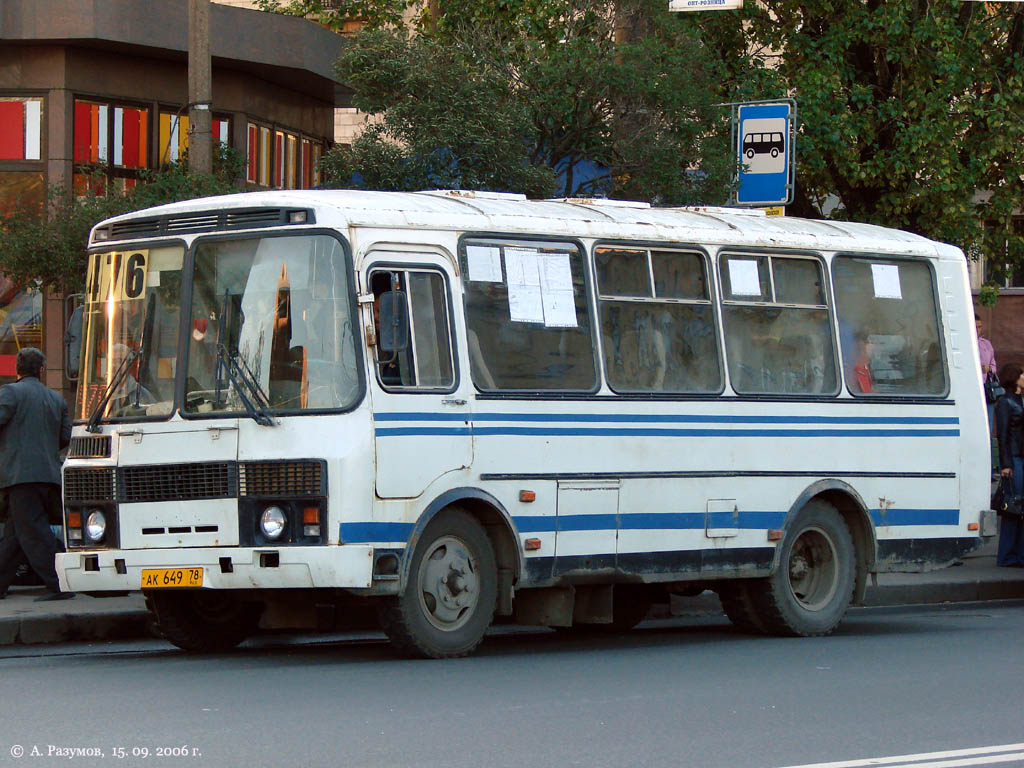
[90, 189, 947, 258]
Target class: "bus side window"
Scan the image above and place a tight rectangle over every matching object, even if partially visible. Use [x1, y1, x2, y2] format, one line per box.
[461, 238, 597, 392]
[832, 256, 947, 397]
[720, 254, 837, 396]
[371, 269, 455, 391]
[595, 247, 722, 394]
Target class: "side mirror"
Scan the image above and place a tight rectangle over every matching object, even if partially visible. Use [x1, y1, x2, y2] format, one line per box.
[378, 291, 409, 353]
[64, 300, 84, 381]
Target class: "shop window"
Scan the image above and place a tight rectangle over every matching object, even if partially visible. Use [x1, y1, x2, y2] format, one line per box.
[0, 97, 43, 161]
[247, 123, 272, 186]
[160, 112, 230, 165]
[73, 99, 150, 194]
[0, 279, 43, 382]
[0, 171, 45, 215]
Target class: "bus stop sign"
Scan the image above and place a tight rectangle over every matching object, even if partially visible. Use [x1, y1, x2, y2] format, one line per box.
[734, 100, 795, 207]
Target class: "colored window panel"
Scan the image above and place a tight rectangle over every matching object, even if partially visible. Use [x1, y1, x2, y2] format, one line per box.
[0, 98, 42, 161]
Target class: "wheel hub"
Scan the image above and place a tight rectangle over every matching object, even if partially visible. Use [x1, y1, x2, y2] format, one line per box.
[418, 536, 480, 631]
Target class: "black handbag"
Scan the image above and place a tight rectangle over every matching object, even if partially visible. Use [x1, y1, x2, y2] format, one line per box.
[992, 477, 1024, 520]
[985, 374, 1005, 404]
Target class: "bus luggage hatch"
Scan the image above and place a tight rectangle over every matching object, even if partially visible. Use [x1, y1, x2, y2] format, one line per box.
[553, 481, 619, 576]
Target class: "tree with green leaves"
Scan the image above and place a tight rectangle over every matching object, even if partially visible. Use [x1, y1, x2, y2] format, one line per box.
[0, 150, 243, 293]
[699, 0, 1024, 274]
[261, 0, 739, 204]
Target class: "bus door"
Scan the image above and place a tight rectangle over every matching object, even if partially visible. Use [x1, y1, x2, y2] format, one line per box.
[553, 480, 620, 575]
[364, 259, 471, 499]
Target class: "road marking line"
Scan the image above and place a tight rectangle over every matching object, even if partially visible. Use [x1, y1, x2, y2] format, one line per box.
[777, 743, 1024, 768]
[884, 754, 1024, 768]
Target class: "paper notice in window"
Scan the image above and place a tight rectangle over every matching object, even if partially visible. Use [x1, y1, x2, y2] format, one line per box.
[506, 247, 544, 323]
[508, 284, 544, 323]
[540, 254, 577, 327]
[728, 259, 762, 296]
[466, 245, 502, 282]
[505, 248, 542, 286]
[871, 263, 902, 299]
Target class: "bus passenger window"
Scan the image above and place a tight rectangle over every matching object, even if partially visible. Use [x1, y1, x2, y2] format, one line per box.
[833, 256, 947, 396]
[461, 238, 597, 392]
[595, 247, 721, 394]
[370, 269, 454, 391]
[720, 254, 837, 396]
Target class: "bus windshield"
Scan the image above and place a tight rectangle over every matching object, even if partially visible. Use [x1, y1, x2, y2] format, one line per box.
[184, 233, 360, 416]
[76, 245, 185, 422]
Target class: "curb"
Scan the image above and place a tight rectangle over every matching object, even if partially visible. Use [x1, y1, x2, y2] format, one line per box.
[0, 608, 152, 646]
[3, 577, 1024, 647]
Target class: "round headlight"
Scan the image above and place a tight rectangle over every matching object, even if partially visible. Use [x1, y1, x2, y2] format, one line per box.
[260, 506, 287, 540]
[85, 509, 107, 542]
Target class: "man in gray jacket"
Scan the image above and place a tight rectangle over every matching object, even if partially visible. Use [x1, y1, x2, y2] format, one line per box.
[0, 348, 72, 601]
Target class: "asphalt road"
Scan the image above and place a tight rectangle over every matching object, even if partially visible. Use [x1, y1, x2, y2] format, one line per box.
[0, 603, 1022, 768]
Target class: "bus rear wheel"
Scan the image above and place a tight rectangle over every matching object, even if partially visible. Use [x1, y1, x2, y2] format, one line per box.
[746, 500, 856, 637]
[378, 509, 497, 659]
[147, 591, 262, 653]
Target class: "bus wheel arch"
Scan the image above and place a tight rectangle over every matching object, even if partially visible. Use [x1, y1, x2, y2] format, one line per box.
[777, 481, 876, 606]
[400, 488, 521, 604]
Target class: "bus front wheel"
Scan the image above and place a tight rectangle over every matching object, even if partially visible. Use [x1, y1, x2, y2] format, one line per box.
[379, 509, 497, 659]
[147, 591, 262, 653]
[746, 500, 855, 637]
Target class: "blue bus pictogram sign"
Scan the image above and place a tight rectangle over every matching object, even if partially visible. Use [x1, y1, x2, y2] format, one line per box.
[735, 100, 794, 206]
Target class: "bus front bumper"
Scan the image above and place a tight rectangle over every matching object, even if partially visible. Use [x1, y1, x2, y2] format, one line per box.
[55, 545, 374, 593]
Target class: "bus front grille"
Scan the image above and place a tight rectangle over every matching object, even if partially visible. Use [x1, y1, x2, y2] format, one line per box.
[239, 460, 326, 498]
[64, 468, 115, 503]
[119, 462, 236, 503]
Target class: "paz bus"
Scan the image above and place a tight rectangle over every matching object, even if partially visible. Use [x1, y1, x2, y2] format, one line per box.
[57, 189, 993, 658]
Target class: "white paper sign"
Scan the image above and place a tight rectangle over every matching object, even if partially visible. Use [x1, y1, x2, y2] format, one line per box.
[728, 259, 762, 296]
[508, 283, 545, 323]
[871, 264, 902, 299]
[539, 254, 577, 328]
[505, 248, 545, 323]
[466, 245, 502, 283]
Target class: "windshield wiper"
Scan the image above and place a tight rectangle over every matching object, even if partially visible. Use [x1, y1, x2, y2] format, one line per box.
[85, 349, 138, 433]
[214, 344, 275, 427]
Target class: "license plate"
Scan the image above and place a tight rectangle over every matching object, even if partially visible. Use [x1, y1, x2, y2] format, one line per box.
[141, 568, 204, 589]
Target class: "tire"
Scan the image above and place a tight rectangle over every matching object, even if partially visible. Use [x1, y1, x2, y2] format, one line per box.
[746, 500, 856, 637]
[745, 149, 755, 159]
[147, 591, 262, 653]
[378, 509, 497, 659]
[770, 147, 780, 158]
[718, 579, 769, 635]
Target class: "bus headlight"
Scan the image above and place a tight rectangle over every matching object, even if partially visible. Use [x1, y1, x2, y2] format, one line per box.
[260, 506, 287, 540]
[85, 509, 107, 542]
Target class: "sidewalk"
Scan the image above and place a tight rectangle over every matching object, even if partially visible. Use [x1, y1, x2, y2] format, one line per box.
[1, 540, 1023, 646]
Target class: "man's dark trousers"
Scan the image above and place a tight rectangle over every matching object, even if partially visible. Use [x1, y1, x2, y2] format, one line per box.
[0, 483, 62, 593]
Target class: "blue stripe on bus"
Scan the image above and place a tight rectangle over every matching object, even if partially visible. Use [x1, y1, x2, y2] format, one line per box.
[869, 508, 959, 526]
[374, 411, 960, 425]
[339, 522, 414, 543]
[376, 426, 960, 438]
[339, 509, 959, 543]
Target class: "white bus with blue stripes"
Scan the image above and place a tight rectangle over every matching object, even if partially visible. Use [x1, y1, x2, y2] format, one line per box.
[57, 189, 992, 658]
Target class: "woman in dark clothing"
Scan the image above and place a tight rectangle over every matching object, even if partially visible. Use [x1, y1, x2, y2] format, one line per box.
[994, 362, 1024, 566]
